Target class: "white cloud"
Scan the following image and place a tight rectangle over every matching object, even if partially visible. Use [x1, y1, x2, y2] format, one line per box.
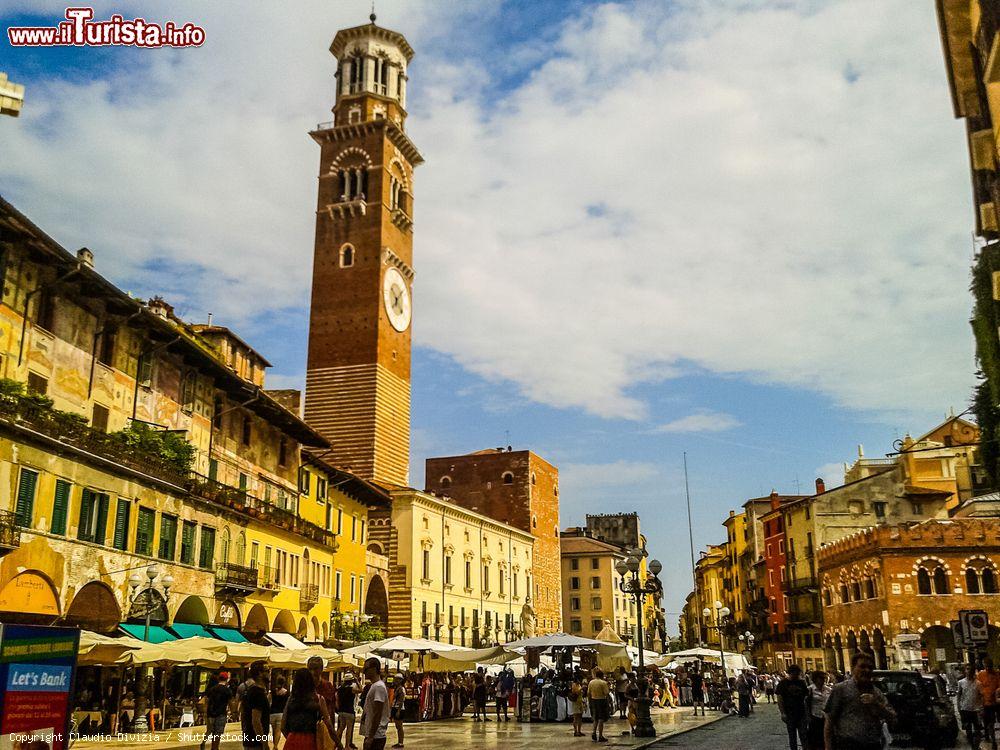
[560, 460, 661, 488]
[0, 0, 977, 423]
[654, 410, 742, 434]
[814, 462, 846, 489]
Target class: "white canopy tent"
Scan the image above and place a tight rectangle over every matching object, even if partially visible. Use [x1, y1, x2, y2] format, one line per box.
[656, 647, 753, 676]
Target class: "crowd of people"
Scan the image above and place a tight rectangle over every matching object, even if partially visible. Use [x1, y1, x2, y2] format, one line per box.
[197, 656, 403, 750]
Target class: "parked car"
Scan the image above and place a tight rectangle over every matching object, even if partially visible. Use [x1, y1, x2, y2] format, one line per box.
[872, 670, 959, 749]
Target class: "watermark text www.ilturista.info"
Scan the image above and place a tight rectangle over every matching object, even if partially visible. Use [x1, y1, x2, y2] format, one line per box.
[7, 7, 205, 47]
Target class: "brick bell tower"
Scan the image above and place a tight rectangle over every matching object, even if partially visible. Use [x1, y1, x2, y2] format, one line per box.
[304, 13, 422, 486]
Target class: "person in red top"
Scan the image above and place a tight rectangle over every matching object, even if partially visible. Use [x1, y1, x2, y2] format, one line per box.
[309, 657, 338, 726]
[979, 658, 1000, 750]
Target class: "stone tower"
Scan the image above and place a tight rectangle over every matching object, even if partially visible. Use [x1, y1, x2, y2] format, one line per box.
[304, 15, 422, 487]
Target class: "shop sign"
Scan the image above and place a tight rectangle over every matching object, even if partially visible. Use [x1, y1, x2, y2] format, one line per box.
[0, 624, 79, 750]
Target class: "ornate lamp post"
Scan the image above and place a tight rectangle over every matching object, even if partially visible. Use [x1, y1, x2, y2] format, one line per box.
[702, 601, 731, 679]
[127, 563, 172, 733]
[738, 630, 755, 661]
[615, 554, 662, 738]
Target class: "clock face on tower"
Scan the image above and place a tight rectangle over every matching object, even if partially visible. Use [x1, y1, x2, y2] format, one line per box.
[382, 266, 411, 332]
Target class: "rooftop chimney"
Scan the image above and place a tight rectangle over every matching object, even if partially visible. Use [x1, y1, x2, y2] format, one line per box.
[769, 490, 780, 511]
[76, 247, 94, 269]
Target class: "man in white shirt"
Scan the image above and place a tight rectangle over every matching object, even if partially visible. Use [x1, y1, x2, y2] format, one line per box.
[360, 657, 389, 750]
[958, 664, 984, 749]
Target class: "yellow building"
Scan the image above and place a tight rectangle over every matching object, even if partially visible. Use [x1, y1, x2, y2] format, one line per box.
[369, 489, 534, 645]
[0, 196, 363, 645]
[721, 510, 748, 632]
[560, 529, 640, 643]
[694, 544, 727, 647]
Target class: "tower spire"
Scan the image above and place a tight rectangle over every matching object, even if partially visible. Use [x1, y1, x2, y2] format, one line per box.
[370, 1, 376, 24]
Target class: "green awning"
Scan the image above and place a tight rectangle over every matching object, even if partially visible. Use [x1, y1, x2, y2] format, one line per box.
[169, 623, 215, 640]
[119, 623, 177, 644]
[207, 626, 248, 643]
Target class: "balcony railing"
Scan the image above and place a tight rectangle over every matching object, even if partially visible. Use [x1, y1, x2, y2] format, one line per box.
[0, 511, 21, 552]
[258, 565, 279, 592]
[215, 562, 259, 595]
[787, 597, 822, 626]
[784, 573, 818, 593]
[299, 584, 320, 611]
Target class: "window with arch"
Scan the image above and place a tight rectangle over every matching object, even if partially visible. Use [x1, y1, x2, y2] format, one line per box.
[339, 244, 355, 268]
[850, 580, 862, 602]
[839, 583, 850, 603]
[531, 472, 537, 486]
[864, 577, 876, 599]
[822, 587, 832, 606]
[917, 561, 950, 595]
[502, 472, 514, 485]
[220, 527, 231, 564]
[917, 568, 931, 595]
[439, 476, 451, 488]
[335, 156, 369, 202]
[348, 54, 366, 93]
[389, 162, 408, 214]
[965, 559, 999, 594]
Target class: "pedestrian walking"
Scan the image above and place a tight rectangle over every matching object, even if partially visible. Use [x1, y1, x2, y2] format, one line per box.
[614, 669, 628, 720]
[270, 676, 290, 747]
[359, 658, 390, 750]
[390, 674, 405, 749]
[200, 672, 233, 750]
[335, 674, 360, 749]
[587, 669, 611, 743]
[958, 665, 983, 750]
[309, 658, 339, 741]
[690, 664, 706, 717]
[735, 671, 753, 719]
[980, 658, 1000, 750]
[240, 662, 272, 750]
[806, 671, 831, 750]
[765, 674, 776, 703]
[569, 676, 585, 737]
[280, 669, 340, 750]
[823, 652, 894, 750]
[776, 665, 809, 750]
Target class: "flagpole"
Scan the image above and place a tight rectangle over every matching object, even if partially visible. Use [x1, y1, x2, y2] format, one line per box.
[684, 452, 701, 646]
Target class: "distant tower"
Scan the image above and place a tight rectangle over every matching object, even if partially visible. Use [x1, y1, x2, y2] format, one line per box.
[304, 15, 422, 486]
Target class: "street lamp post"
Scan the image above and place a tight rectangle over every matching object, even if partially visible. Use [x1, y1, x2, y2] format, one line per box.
[738, 631, 755, 662]
[615, 554, 662, 738]
[127, 564, 172, 734]
[702, 601, 731, 679]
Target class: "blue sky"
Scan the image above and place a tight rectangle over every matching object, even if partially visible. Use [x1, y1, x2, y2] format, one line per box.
[1, 0, 979, 629]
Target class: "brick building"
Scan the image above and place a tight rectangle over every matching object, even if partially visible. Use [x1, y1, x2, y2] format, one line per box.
[425, 449, 561, 633]
[759, 492, 792, 669]
[819, 518, 1000, 672]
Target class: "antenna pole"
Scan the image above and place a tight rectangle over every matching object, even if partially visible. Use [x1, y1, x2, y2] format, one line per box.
[684, 452, 702, 646]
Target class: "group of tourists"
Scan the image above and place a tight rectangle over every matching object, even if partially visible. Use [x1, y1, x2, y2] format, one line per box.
[198, 656, 404, 750]
[956, 657, 1000, 750]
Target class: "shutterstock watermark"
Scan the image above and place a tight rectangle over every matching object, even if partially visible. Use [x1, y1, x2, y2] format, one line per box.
[7, 7, 205, 48]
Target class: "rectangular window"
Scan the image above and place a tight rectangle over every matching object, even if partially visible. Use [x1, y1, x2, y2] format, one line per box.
[137, 354, 153, 388]
[180, 520, 196, 563]
[317, 477, 327, 502]
[483, 564, 490, 591]
[444, 555, 452, 584]
[50, 479, 70, 536]
[780, 566, 786, 583]
[250, 541, 259, 567]
[278, 437, 288, 467]
[465, 560, 472, 589]
[570, 618, 582, 633]
[351, 515, 357, 542]
[361, 520, 366, 543]
[136, 506, 155, 556]
[112, 498, 131, 551]
[591, 557, 600, 570]
[570, 558, 579, 571]
[778, 540, 785, 554]
[239, 473, 248, 491]
[325, 503, 333, 531]
[158, 514, 177, 560]
[350, 574, 357, 603]
[27, 372, 48, 395]
[499, 565, 505, 596]
[422, 550, 430, 580]
[591, 596, 602, 610]
[100, 328, 118, 365]
[911, 502, 922, 515]
[208, 459, 218, 482]
[91, 403, 109, 432]
[570, 577, 580, 590]
[570, 597, 580, 611]
[78, 489, 109, 544]
[14, 467, 38, 529]
[198, 526, 215, 568]
[337, 508, 343, 534]
[591, 576, 601, 589]
[299, 467, 310, 494]
[335, 570, 342, 600]
[591, 619, 603, 633]
[241, 414, 252, 446]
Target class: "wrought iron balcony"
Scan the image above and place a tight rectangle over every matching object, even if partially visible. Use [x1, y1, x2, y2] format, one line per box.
[215, 562, 259, 595]
[0, 511, 21, 552]
[299, 584, 320, 611]
[258, 565, 279, 592]
[784, 573, 818, 594]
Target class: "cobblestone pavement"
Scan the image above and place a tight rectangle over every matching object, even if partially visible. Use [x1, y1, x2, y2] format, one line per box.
[74, 706, 725, 750]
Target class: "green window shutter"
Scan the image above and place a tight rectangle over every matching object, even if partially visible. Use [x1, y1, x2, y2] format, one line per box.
[93, 494, 110, 545]
[50, 479, 70, 535]
[136, 507, 154, 555]
[77, 488, 94, 541]
[199, 527, 215, 568]
[159, 515, 176, 560]
[112, 499, 130, 550]
[181, 522, 195, 564]
[208, 459, 218, 482]
[14, 468, 38, 528]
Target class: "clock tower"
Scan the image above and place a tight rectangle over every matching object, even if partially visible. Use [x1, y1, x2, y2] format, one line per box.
[304, 14, 422, 486]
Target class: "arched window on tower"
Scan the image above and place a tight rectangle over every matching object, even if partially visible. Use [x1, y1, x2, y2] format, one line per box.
[339, 244, 355, 268]
[964, 559, 999, 594]
[338, 166, 367, 202]
[440, 476, 451, 489]
[985, 567, 998, 594]
[968, 567, 981, 595]
[933, 566, 949, 595]
[349, 54, 365, 93]
[502, 472, 514, 485]
[917, 567, 931, 595]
